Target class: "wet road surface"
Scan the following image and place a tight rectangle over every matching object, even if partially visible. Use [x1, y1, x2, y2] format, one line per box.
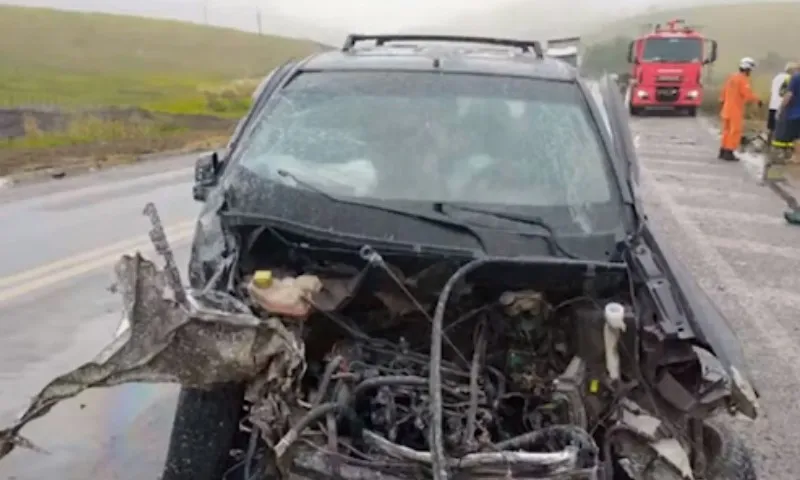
[633, 116, 800, 479]
[2, 117, 800, 479]
[0, 156, 199, 479]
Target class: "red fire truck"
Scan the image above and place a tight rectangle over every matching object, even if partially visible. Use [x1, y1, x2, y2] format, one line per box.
[626, 19, 717, 116]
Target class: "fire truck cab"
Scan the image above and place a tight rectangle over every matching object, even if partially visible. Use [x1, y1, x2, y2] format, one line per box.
[626, 19, 717, 116]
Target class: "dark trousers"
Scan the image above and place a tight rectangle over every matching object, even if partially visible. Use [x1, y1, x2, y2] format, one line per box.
[773, 109, 800, 149]
[767, 109, 778, 145]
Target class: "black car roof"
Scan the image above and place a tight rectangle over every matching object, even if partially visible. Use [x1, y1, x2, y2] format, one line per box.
[296, 34, 578, 82]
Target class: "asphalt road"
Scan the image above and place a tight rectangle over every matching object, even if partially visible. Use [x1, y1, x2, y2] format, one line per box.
[0, 155, 200, 479]
[2, 117, 800, 479]
[633, 116, 800, 480]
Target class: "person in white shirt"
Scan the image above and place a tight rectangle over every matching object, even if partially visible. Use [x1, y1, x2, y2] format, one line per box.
[768, 63, 797, 144]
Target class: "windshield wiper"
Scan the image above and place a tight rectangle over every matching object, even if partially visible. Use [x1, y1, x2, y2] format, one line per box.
[433, 202, 580, 259]
[275, 169, 488, 254]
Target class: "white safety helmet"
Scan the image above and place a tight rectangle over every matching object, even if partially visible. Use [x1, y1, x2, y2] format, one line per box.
[739, 57, 756, 71]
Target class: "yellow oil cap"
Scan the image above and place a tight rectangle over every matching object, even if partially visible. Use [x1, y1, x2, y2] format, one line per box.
[252, 270, 273, 288]
[589, 379, 600, 394]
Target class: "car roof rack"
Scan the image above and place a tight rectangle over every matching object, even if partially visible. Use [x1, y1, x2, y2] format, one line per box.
[342, 34, 544, 58]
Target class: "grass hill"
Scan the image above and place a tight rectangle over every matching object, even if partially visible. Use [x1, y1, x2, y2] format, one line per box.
[1, 0, 347, 46]
[412, 1, 799, 67]
[0, 5, 320, 174]
[580, 2, 800, 120]
[0, 5, 318, 113]
[585, 2, 800, 74]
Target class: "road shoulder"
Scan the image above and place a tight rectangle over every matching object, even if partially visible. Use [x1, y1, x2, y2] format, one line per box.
[634, 116, 800, 479]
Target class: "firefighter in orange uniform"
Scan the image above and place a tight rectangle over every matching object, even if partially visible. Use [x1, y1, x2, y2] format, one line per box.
[719, 57, 762, 161]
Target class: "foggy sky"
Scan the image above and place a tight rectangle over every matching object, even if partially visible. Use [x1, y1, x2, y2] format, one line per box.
[0, 0, 793, 42]
[6, 0, 521, 30]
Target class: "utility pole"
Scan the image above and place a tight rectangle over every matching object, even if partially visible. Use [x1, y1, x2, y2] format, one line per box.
[256, 7, 263, 35]
[203, 0, 209, 25]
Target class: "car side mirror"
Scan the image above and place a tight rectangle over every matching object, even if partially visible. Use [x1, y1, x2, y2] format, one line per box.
[627, 41, 635, 64]
[193, 152, 223, 202]
[704, 40, 718, 65]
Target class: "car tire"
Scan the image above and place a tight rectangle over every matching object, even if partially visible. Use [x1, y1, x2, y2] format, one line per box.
[703, 418, 758, 480]
[162, 384, 245, 480]
[687, 107, 698, 117]
[629, 105, 640, 116]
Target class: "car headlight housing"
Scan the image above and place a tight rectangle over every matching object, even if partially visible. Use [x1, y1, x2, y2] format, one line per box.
[687, 90, 699, 98]
[636, 90, 648, 98]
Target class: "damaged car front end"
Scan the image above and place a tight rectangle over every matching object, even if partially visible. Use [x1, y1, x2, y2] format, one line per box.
[184, 191, 760, 480]
[0, 38, 758, 480]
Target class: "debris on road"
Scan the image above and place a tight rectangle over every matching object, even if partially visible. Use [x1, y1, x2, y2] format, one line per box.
[0, 251, 304, 459]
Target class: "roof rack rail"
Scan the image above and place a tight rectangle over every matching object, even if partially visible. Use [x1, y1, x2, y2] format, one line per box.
[342, 34, 544, 58]
[546, 36, 581, 48]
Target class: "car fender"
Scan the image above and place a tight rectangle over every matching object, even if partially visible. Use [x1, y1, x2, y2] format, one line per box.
[643, 225, 759, 418]
[595, 73, 759, 418]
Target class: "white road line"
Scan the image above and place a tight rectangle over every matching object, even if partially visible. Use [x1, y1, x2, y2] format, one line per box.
[661, 183, 765, 199]
[643, 157, 726, 168]
[677, 205, 786, 226]
[0, 220, 195, 290]
[637, 149, 715, 158]
[707, 237, 800, 260]
[647, 168, 750, 182]
[0, 223, 195, 305]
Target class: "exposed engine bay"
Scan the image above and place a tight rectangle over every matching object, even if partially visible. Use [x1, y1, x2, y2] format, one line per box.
[209, 223, 737, 480]
[0, 204, 753, 480]
[251, 259, 609, 479]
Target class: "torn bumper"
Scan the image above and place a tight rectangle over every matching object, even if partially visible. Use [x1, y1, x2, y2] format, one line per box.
[0, 253, 306, 459]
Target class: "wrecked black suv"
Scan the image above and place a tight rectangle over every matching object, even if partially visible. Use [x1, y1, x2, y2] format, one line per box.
[1, 35, 759, 480]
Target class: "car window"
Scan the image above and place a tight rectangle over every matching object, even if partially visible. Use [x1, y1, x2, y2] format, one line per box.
[232, 71, 617, 213]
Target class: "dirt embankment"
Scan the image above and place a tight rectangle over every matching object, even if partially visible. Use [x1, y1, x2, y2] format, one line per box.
[0, 107, 236, 178]
[0, 107, 233, 139]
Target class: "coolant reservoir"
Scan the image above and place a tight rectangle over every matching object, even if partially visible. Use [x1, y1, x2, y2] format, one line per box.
[604, 303, 625, 330]
[248, 270, 323, 318]
[603, 302, 627, 381]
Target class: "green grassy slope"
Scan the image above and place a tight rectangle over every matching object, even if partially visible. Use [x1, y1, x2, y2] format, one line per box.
[0, 5, 318, 112]
[586, 2, 800, 72]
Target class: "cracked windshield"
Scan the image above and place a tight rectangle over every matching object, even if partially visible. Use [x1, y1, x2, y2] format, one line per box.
[0, 0, 798, 479]
[238, 71, 612, 209]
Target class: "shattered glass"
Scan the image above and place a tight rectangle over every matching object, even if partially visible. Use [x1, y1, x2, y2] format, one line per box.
[234, 71, 614, 223]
